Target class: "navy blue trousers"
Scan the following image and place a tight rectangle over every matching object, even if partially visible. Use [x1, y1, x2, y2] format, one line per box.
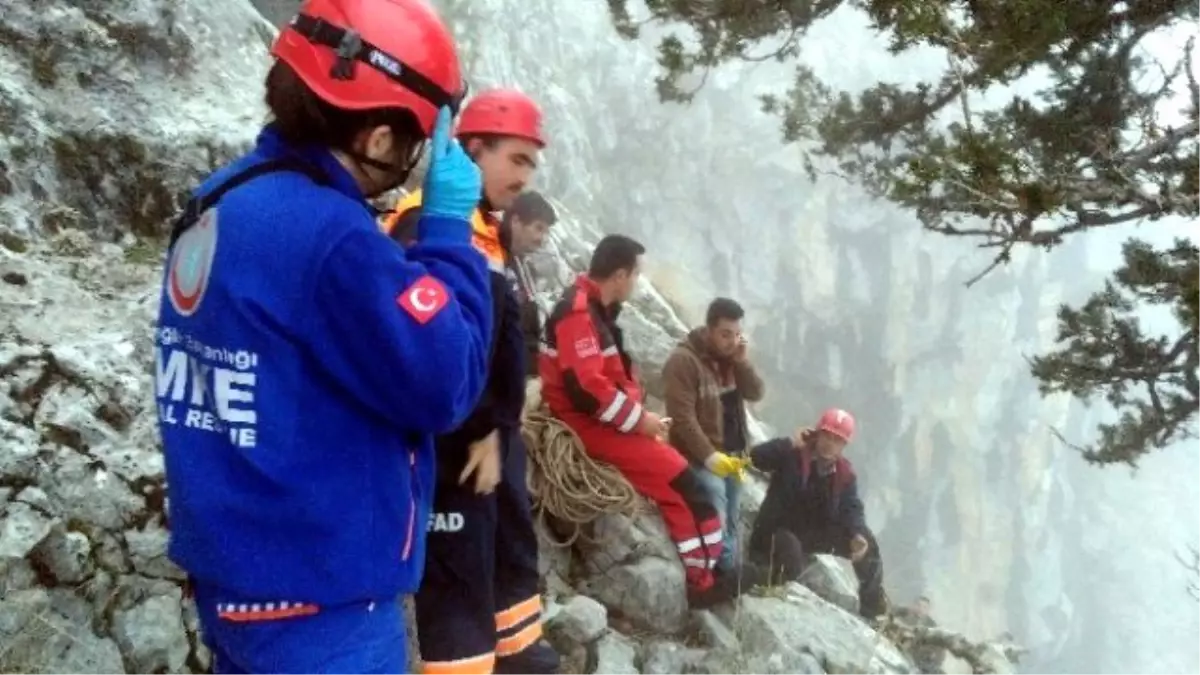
[194, 584, 407, 674]
[414, 426, 542, 674]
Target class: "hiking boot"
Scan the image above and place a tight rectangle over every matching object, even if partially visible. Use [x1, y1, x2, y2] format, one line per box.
[494, 640, 561, 674]
[734, 560, 772, 590]
[687, 570, 742, 609]
[687, 583, 733, 610]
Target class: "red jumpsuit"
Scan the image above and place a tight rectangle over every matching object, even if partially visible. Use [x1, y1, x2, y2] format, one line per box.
[539, 275, 724, 591]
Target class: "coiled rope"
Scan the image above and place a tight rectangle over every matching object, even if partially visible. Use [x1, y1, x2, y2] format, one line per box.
[521, 382, 644, 546]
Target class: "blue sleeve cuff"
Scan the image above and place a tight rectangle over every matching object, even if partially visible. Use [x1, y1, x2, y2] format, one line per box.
[416, 213, 472, 245]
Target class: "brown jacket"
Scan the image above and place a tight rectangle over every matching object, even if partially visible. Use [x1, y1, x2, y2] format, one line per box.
[662, 327, 765, 463]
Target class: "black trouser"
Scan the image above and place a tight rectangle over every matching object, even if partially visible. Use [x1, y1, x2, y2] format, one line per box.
[415, 426, 543, 673]
[750, 527, 886, 618]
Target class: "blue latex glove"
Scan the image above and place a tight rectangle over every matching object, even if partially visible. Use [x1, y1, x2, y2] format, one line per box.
[421, 105, 482, 222]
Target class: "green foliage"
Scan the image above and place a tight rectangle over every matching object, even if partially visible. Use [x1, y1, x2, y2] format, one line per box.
[609, 0, 1199, 465]
[1032, 238, 1198, 465]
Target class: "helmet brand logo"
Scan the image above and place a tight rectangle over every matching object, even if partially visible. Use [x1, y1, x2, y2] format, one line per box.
[368, 49, 403, 77]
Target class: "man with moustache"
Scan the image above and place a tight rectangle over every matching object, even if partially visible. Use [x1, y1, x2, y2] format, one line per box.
[746, 408, 890, 619]
[381, 89, 559, 674]
[662, 297, 765, 574]
[539, 236, 738, 608]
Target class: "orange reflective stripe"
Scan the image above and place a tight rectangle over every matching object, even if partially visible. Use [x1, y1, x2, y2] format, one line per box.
[471, 212, 506, 270]
[379, 210, 399, 235]
[421, 653, 496, 675]
[216, 602, 319, 622]
[495, 595, 541, 632]
[496, 621, 542, 657]
[382, 190, 425, 236]
[472, 233, 506, 269]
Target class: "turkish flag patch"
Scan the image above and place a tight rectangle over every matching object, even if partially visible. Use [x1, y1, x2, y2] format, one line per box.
[397, 275, 449, 324]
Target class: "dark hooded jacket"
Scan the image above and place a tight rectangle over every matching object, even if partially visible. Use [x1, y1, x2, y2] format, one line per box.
[748, 437, 867, 556]
[505, 253, 542, 378]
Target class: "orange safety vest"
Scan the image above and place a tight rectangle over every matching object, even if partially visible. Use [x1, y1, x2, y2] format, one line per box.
[381, 190, 507, 273]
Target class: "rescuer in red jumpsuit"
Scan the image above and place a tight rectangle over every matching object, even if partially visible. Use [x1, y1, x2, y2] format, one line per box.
[538, 234, 737, 607]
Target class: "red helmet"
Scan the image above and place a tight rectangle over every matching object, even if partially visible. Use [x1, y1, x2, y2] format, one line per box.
[816, 408, 856, 443]
[456, 89, 546, 147]
[271, 0, 465, 136]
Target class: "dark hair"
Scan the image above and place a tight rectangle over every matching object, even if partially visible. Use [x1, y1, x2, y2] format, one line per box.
[264, 61, 423, 151]
[705, 297, 744, 327]
[504, 191, 557, 228]
[458, 134, 502, 158]
[589, 234, 645, 279]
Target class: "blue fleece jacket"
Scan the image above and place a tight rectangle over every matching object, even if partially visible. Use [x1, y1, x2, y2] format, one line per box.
[155, 127, 493, 606]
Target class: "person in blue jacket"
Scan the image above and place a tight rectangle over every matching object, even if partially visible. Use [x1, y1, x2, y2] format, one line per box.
[153, 0, 492, 672]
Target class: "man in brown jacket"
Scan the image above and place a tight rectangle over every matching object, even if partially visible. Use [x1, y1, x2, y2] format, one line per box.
[662, 297, 765, 572]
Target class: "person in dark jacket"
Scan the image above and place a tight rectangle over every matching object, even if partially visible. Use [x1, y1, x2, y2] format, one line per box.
[381, 90, 559, 674]
[155, 1, 491, 672]
[502, 191, 557, 377]
[746, 408, 889, 618]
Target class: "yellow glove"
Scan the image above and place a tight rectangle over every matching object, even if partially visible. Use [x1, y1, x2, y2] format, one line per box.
[705, 452, 750, 481]
[731, 455, 752, 481]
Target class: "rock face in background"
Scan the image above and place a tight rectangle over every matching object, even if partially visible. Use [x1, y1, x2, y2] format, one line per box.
[0, 0, 274, 242]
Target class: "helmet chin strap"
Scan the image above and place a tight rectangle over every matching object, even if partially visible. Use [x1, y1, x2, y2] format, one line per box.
[345, 149, 414, 197]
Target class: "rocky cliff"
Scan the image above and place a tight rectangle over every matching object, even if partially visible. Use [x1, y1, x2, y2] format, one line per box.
[0, 228, 915, 674]
[0, 0, 1193, 673]
[0, 1, 999, 673]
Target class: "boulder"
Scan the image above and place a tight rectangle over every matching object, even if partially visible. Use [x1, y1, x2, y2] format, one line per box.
[583, 556, 689, 634]
[547, 593, 609, 646]
[29, 524, 94, 584]
[0, 587, 125, 675]
[125, 523, 186, 580]
[798, 554, 860, 614]
[111, 588, 191, 674]
[590, 630, 640, 674]
[718, 584, 912, 674]
[0, 500, 56, 560]
[640, 640, 708, 674]
[578, 512, 679, 577]
[703, 648, 826, 675]
[691, 609, 740, 652]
